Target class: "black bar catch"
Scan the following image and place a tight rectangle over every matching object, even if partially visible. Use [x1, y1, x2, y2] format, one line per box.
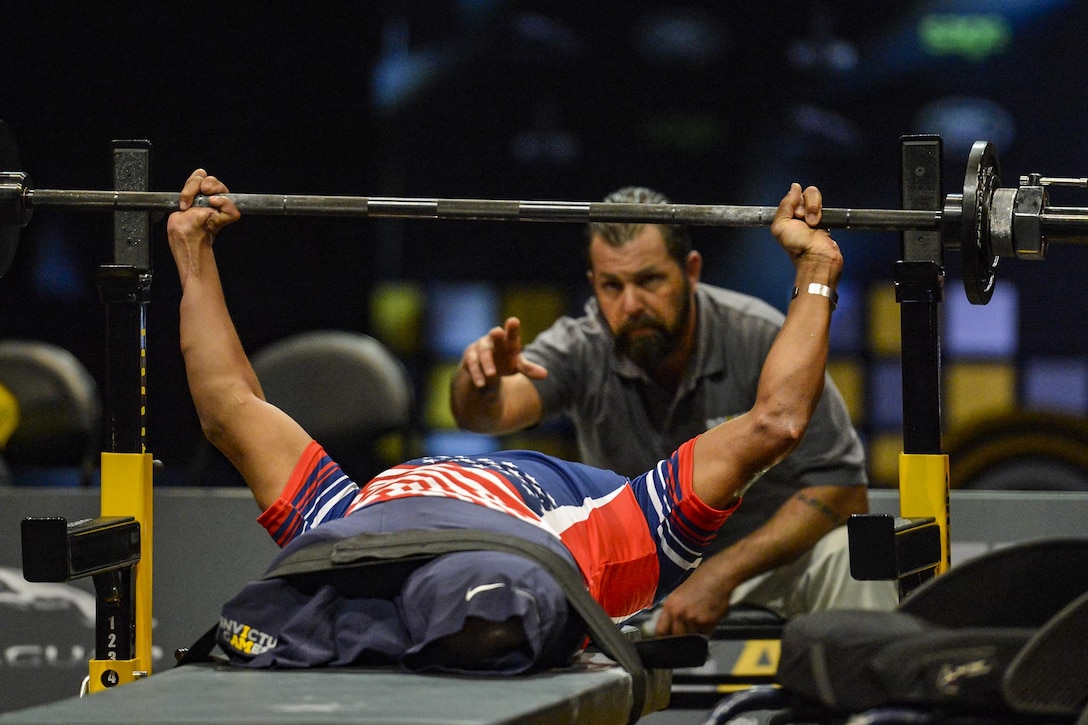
[21, 516, 141, 582]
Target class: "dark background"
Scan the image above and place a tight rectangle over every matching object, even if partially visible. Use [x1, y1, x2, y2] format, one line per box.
[2, 1, 1088, 480]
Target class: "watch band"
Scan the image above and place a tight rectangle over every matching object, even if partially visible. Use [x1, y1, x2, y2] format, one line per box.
[791, 282, 838, 311]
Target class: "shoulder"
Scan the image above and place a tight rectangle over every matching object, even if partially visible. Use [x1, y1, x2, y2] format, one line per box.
[696, 285, 785, 353]
[526, 298, 610, 354]
[697, 284, 786, 326]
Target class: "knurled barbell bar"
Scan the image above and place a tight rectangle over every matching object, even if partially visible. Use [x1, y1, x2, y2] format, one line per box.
[3, 119, 1088, 304]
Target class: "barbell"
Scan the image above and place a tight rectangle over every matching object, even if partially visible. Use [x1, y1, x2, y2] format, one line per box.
[4, 119, 1088, 304]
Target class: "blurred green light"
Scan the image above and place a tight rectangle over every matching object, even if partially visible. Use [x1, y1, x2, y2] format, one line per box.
[919, 13, 1010, 62]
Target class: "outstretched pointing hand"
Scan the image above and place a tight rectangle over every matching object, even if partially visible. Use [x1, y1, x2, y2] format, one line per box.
[460, 317, 548, 389]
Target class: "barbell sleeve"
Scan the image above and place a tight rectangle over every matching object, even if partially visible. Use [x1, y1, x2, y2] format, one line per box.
[1038, 208, 1088, 241]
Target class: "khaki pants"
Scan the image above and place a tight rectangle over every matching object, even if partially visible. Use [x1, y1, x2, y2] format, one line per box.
[730, 526, 900, 618]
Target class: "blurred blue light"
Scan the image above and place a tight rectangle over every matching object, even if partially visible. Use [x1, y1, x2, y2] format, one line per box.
[788, 38, 859, 72]
[829, 280, 864, 354]
[632, 8, 726, 66]
[1022, 356, 1088, 413]
[944, 279, 1019, 358]
[31, 224, 85, 301]
[426, 282, 500, 358]
[510, 128, 580, 166]
[370, 18, 456, 115]
[511, 12, 582, 59]
[914, 96, 1016, 156]
[789, 105, 865, 155]
[424, 430, 501, 457]
[869, 359, 905, 429]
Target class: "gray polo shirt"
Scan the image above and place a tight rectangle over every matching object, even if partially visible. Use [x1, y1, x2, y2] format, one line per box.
[523, 283, 867, 551]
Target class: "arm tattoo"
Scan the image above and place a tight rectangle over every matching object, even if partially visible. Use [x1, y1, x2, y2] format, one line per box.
[793, 492, 845, 526]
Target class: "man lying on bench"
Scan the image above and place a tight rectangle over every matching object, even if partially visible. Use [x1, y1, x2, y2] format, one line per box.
[166, 170, 842, 675]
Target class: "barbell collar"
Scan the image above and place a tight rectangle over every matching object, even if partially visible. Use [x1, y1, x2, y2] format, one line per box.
[1, 171, 33, 226]
[1013, 186, 1047, 260]
[989, 187, 1017, 258]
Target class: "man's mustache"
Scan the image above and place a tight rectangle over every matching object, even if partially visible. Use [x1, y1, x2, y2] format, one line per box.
[617, 316, 667, 337]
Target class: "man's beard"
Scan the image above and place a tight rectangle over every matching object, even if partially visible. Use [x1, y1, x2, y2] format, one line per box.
[614, 286, 692, 372]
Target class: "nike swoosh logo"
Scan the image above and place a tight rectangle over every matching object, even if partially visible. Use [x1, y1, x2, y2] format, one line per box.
[465, 582, 506, 602]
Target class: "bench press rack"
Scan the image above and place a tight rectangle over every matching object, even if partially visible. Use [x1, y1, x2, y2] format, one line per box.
[5, 124, 1088, 720]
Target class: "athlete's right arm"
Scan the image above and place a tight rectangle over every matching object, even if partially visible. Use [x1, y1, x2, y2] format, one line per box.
[689, 184, 843, 510]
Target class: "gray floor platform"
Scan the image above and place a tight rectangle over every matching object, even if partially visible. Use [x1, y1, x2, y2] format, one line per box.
[0, 659, 672, 725]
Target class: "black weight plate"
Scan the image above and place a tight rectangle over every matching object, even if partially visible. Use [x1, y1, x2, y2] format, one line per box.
[0, 120, 24, 278]
[960, 140, 1001, 305]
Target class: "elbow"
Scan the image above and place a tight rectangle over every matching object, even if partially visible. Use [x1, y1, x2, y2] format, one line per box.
[198, 415, 232, 454]
[749, 378, 825, 464]
[193, 383, 260, 451]
[752, 409, 809, 463]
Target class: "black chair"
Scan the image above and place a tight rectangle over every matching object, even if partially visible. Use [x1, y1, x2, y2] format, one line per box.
[0, 339, 101, 487]
[191, 330, 415, 486]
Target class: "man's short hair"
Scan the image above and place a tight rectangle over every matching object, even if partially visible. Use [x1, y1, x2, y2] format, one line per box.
[585, 186, 692, 269]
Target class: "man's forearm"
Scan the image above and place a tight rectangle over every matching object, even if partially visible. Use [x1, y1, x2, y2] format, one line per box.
[705, 484, 867, 588]
[702, 496, 837, 592]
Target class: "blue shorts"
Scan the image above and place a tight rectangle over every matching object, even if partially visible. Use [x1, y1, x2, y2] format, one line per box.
[218, 498, 586, 674]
